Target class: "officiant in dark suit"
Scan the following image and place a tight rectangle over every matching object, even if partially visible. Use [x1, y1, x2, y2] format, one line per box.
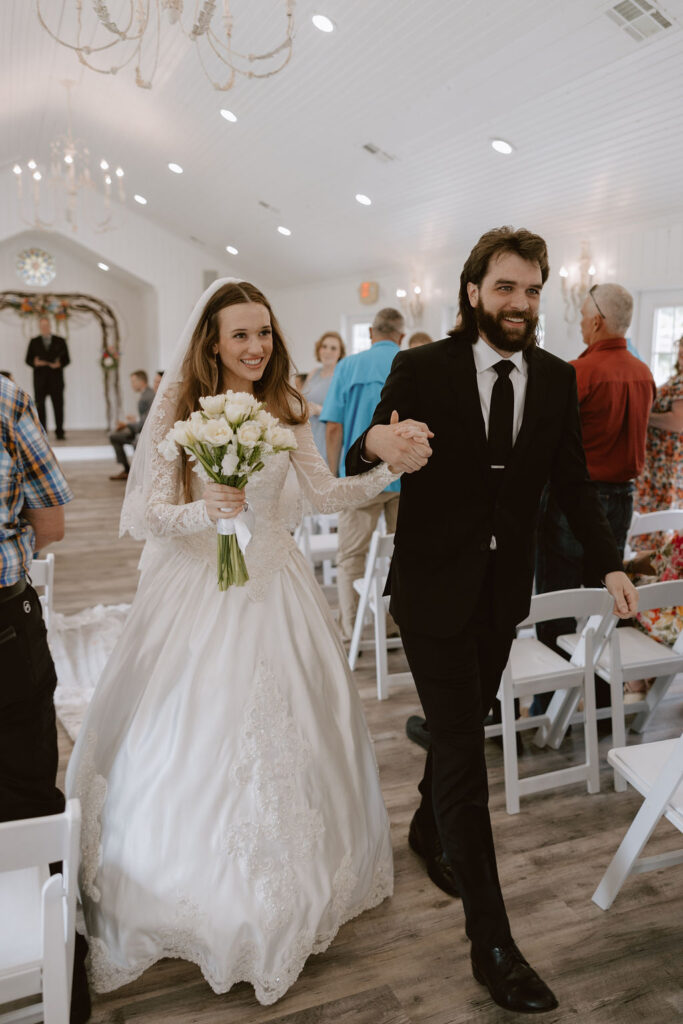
[346, 227, 638, 1014]
[25, 316, 71, 440]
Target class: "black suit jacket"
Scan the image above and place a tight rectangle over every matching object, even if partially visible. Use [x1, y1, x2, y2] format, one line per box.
[26, 334, 71, 385]
[345, 335, 622, 637]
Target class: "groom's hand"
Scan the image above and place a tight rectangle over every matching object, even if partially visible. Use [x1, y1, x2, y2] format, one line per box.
[604, 570, 639, 618]
[363, 410, 433, 474]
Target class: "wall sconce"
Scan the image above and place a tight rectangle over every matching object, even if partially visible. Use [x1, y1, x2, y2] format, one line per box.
[395, 284, 423, 325]
[559, 241, 596, 323]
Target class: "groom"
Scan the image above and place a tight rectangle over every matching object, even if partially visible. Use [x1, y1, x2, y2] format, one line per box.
[346, 226, 637, 1014]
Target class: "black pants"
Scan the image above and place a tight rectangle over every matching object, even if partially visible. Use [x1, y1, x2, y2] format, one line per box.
[400, 559, 515, 948]
[109, 424, 136, 470]
[35, 376, 65, 436]
[0, 584, 63, 822]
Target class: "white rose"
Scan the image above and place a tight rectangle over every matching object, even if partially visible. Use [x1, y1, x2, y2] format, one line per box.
[267, 425, 297, 450]
[191, 460, 211, 482]
[201, 418, 234, 446]
[158, 435, 178, 462]
[256, 409, 278, 430]
[236, 420, 264, 447]
[189, 411, 205, 434]
[221, 451, 239, 477]
[199, 394, 227, 416]
[172, 420, 195, 447]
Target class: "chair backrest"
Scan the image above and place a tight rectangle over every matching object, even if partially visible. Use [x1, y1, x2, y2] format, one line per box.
[30, 552, 54, 628]
[0, 800, 81, 989]
[519, 587, 613, 628]
[360, 530, 395, 589]
[628, 509, 683, 540]
[631, 578, 683, 614]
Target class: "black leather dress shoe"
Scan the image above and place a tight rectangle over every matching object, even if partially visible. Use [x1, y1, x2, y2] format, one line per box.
[471, 941, 558, 1013]
[408, 812, 459, 898]
[406, 714, 430, 751]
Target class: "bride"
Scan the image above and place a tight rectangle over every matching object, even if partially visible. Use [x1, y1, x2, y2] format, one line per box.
[66, 278, 430, 1003]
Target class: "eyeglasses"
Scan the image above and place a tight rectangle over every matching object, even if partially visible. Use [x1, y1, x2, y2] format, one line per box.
[589, 285, 605, 319]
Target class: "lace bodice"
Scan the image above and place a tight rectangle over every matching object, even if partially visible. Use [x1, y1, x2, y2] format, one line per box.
[138, 390, 398, 600]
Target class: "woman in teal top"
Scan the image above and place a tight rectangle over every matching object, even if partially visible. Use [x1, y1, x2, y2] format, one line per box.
[303, 331, 345, 456]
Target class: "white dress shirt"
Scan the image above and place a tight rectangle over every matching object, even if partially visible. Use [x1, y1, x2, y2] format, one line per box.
[472, 337, 528, 549]
[472, 336, 528, 445]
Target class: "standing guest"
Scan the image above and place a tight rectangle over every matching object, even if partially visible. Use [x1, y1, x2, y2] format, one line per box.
[407, 331, 433, 349]
[636, 337, 683, 512]
[321, 309, 404, 642]
[108, 370, 155, 481]
[153, 369, 165, 393]
[302, 331, 346, 456]
[531, 284, 655, 713]
[0, 375, 90, 1022]
[25, 316, 70, 440]
[346, 227, 637, 1014]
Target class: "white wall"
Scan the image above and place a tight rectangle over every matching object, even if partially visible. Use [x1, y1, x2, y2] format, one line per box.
[272, 217, 683, 377]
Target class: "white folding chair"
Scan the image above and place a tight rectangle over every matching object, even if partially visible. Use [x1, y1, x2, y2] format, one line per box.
[295, 513, 339, 587]
[592, 733, 683, 909]
[30, 553, 54, 630]
[347, 531, 409, 700]
[548, 581, 683, 790]
[0, 799, 81, 1024]
[624, 508, 683, 560]
[496, 588, 613, 814]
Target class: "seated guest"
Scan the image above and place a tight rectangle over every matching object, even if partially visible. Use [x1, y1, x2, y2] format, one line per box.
[302, 331, 345, 456]
[636, 337, 683, 513]
[109, 370, 154, 481]
[407, 331, 432, 348]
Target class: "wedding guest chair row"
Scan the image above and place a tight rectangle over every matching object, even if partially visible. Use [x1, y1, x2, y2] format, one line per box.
[624, 507, 683, 561]
[0, 800, 81, 1024]
[295, 513, 339, 587]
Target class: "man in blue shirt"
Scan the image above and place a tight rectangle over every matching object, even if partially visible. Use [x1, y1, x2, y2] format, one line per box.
[320, 307, 405, 641]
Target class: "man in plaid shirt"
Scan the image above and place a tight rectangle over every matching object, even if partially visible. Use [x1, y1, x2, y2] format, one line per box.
[0, 373, 72, 821]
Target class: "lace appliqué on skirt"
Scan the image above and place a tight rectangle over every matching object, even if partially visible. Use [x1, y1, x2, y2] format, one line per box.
[71, 731, 107, 903]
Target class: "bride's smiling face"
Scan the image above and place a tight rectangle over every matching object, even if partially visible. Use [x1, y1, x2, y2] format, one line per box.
[214, 302, 273, 393]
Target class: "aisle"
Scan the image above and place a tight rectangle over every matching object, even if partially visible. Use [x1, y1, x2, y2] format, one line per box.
[52, 452, 683, 1024]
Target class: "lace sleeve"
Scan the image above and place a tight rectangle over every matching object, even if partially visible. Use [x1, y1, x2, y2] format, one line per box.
[289, 421, 399, 514]
[144, 390, 213, 538]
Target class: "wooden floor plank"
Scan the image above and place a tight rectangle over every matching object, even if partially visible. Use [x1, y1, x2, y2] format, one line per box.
[45, 439, 683, 1023]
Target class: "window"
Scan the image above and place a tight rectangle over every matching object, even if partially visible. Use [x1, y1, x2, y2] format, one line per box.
[651, 305, 683, 385]
[349, 320, 372, 354]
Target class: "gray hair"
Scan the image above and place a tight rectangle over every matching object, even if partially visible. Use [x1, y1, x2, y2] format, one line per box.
[372, 307, 405, 338]
[590, 283, 633, 335]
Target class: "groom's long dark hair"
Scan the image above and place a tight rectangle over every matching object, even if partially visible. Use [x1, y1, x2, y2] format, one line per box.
[449, 226, 550, 342]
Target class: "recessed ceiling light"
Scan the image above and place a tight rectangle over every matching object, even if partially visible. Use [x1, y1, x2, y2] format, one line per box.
[396, 288, 407, 298]
[277, 226, 292, 236]
[168, 162, 183, 174]
[134, 194, 147, 205]
[226, 245, 238, 255]
[312, 14, 335, 32]
[491, 138, 514, 155]
[355, 193, 372, 206]
[97, 262, 109, 271]
[220, 109, 237, 123]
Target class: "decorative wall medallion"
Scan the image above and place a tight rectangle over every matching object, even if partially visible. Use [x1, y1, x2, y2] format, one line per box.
[16, 248, 57, 286]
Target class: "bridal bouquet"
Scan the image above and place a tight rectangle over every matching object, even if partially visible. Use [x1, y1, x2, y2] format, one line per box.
[158, 391, 297, 590]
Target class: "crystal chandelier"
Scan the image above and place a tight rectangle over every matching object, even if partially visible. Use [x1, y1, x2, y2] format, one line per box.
[37, 1, 296, 91]
[13, 81, 124, 234]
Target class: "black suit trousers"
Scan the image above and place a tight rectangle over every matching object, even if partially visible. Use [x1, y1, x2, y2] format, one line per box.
[35, 371, 65, 435]
[400, 556, 514, 948]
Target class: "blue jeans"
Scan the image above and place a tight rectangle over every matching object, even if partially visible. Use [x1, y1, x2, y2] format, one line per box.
[530, 481, 633, 715]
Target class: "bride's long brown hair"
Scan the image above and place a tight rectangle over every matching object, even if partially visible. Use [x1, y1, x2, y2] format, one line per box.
[175, 280, 306, 499]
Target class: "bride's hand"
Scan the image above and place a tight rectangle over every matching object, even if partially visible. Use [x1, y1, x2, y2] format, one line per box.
[204, 482, 247, 522]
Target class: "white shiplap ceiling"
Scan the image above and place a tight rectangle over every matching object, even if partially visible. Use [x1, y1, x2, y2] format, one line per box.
[2, 0, 683, 287]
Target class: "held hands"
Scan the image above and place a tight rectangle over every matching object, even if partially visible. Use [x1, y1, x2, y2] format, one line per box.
[364, 410, 434, 474]
[204, 482, 247, 523]
[604, 571, 639, 618]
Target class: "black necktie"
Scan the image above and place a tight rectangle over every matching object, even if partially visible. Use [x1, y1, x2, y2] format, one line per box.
[488, 360, 514, 471]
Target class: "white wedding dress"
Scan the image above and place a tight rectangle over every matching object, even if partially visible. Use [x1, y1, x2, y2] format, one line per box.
[66, 391, 396, 1003]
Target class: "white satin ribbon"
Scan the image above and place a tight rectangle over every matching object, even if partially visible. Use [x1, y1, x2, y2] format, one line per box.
[217, 506, 254, 552]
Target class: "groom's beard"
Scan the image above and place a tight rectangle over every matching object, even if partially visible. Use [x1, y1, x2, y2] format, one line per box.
[476, 300, 538, 353]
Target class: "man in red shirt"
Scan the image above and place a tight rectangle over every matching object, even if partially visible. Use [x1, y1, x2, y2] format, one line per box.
[532, 283, 655, 712]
